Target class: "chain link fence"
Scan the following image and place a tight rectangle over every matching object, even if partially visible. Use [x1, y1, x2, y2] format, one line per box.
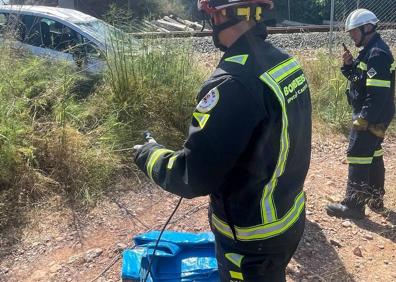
[330, 0, 396, 53]
[335, 0, 396, 26]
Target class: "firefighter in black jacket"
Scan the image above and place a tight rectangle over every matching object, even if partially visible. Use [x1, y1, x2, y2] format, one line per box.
[134, 1, 312, 281]
[327, 9, 395, 219]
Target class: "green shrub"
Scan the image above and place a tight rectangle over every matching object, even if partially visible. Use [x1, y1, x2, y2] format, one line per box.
[297, 51, 352, 133]
[105, 36, 206, 150]
[0, 46, 118, 207]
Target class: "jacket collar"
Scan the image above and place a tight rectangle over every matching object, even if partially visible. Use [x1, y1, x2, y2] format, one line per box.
[358, 32, 381, 58]
[223, 23, 268, 56]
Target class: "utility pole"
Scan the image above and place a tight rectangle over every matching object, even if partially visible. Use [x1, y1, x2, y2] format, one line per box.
[329, 0, 335, 55]
[288, 0, 291, 21]
[357, 0, 360, 9]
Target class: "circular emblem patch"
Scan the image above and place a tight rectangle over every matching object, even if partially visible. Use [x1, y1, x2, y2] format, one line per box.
[196, 88, 219, 113]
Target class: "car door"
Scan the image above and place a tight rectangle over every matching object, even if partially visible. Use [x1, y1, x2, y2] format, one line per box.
[21, 16, 105, 73]
[19, 15, 75, 64]
[81, 38, 106, 74]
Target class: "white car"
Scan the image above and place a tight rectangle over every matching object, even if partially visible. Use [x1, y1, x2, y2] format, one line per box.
[0, 5, 128, 73]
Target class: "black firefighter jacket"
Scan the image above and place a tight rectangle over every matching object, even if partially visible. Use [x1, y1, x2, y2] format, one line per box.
[135, 24, 312, 252]
[341, 33, 395, 126]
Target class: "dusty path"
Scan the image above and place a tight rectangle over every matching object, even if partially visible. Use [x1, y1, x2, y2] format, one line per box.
[0, 132, 395, 282]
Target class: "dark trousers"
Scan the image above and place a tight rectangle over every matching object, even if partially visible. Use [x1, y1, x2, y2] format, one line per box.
[343, 129, 385, 209]
[215, 240, 300, 282]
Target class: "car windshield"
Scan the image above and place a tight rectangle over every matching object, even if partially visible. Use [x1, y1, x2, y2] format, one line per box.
[75, 20, 137, 47]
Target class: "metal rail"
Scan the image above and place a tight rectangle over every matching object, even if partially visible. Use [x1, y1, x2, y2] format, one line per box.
[130, 23, 396, 39]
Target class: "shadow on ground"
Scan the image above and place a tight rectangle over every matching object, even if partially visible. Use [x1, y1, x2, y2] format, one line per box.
[291, 220, 356, 282]
[353, 210, 396, 243]
[0, 186, 27, 262]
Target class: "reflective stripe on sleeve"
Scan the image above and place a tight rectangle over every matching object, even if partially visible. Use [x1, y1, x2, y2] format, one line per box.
[357, 62, 367, 71]
[373, 149, 384, 157]
[390, 62, 396, 71]
[366, 79, 391, 88]
[268, 58, 301, 83]
[146, 148, 174, 180]
[167, 155, 178, 169]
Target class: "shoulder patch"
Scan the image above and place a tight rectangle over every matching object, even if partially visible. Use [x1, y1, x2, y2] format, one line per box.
[224, 54, 249, 65]
[196, 87, 220, 113]
[367, 68, 377, 78]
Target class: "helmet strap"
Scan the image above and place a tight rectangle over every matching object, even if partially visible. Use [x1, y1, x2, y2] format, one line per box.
[358, 24, 377, 46]
[211, 17, 242, 51]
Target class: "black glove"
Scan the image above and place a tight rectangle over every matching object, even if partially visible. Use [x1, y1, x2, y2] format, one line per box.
[134, 141, 164, 173]
[352, 117, 368, 131]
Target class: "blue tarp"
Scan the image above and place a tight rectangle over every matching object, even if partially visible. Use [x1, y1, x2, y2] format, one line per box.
[121, 231, 219, 281]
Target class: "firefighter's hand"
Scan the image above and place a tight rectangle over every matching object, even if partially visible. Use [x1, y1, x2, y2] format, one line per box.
[343, 51, 353, 66]
[368, 124, 386, 138]
[353, 117, 368, 131]
[133, 136, 157, 151]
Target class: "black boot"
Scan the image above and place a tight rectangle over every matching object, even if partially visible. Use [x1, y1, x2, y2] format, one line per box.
[367, 198, 385, 213]
[326, 203, 365, 220]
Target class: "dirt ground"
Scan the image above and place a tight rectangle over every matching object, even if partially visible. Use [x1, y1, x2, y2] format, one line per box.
[0, 131, 395, 282]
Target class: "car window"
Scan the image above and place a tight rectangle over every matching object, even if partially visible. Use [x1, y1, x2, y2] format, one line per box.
[44, 18, 82, 52]
[22, 15, 43, 47]
[17, 16, 82, 53]
[82, 37, 102, 59]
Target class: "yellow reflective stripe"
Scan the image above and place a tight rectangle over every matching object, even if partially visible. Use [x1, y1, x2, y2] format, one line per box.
[212, 191, 305, 241]
[373, 149, 384, 157]
[255, 6, 262, 21]
[357, 62, 367, 71]
[347, 156, 373, 164]
[146, 148, 174, 180]
[225, 253, 244, 268]
[230, 271, 244, 280]
[236, 6, 250, 20]
[167, 155, 178, 169]
[211, 214, 234, 239]
[224, 54, 249, 65]
[193, 112, 210, 129]
[366, 79, 391, 88]
[268, 58, 301, 82]
[259, 72, 290, 223]
[235, 191, 304, 240]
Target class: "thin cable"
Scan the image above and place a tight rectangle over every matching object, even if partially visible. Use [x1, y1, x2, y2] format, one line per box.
[143, 196, 183, 282]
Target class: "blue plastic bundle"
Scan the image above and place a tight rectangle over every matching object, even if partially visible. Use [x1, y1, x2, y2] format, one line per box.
[121, 231, 219, 281]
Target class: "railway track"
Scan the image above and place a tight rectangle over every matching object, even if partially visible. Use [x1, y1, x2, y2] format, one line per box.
[131, 23, 396, 39]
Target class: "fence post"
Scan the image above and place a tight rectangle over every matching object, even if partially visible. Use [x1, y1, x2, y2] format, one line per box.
[329, 0, 335, 56]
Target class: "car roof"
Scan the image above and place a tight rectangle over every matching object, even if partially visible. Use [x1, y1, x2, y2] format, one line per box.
[0, 5, 107, 48]
[0, 5, 97, 24]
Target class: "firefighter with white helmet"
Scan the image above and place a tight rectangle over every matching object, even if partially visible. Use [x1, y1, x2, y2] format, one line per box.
[327, 9, 395, 219]
[134, 0, 312, 280]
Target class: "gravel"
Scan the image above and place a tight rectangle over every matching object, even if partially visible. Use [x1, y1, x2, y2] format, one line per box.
[191, 29, 396, 53]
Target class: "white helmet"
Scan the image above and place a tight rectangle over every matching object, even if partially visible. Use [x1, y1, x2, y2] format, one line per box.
[345, 9, 379, 32]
